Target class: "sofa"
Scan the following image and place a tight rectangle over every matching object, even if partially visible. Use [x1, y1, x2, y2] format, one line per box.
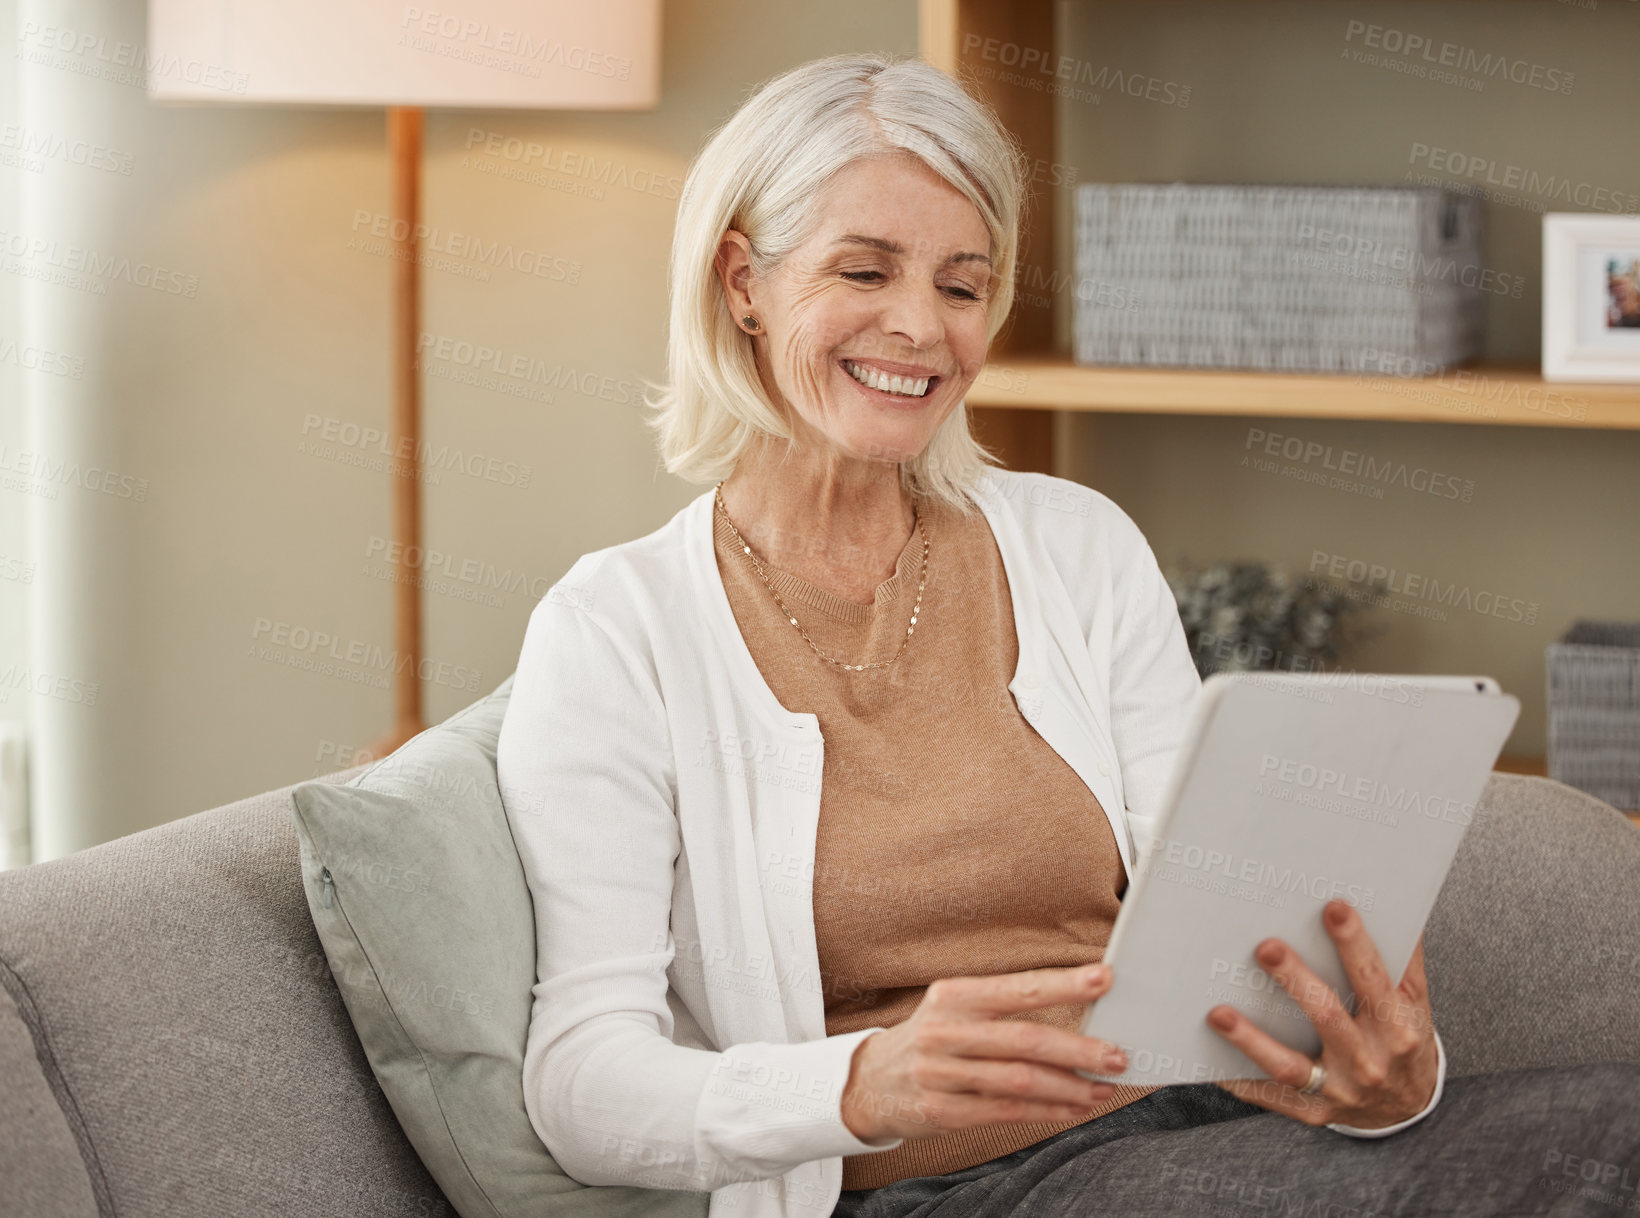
[3, 696, 1640, 1218]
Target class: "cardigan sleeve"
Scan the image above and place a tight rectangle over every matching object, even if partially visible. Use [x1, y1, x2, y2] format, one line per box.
[497, 586, 903, 1192]
[1327, 1028, 1447, 1137]
[1101, 510, 1202, 866]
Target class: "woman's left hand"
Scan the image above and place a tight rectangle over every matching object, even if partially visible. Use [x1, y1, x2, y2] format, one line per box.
[1205, 898, 1440, 1130]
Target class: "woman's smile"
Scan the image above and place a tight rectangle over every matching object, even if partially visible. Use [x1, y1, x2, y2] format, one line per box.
[838, 357, 941, 408]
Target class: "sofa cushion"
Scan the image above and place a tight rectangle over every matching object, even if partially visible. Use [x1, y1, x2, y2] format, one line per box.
[1424, 772, 1640, 1076]
[0, 775, 452, 1218]
[0, 977, 98, 1217]
[289, 677, 709, 1218]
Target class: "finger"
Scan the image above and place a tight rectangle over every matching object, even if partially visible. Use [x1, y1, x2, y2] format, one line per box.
[931, 1017, 1130, 1077]
[1323, 906, 1432, 1047]
[1321, 900, 1397, 1014]
[1206, 1003, 1333, 1117]
[1399, 935, 1430, 1007]
[1363, 935, 1435, 1052]
[927, 963, 1112, 1019]
[1252, 937, 1366, 1062]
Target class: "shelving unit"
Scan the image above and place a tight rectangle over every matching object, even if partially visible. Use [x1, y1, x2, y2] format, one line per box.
[917, 0, 1640, 466]
[919, 0, 1640, 793]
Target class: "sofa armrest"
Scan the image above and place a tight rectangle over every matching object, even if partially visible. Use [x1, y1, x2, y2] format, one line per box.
[1424, 773, 1640, 1077]
[0, 974, 99, 1217]
[0, 781, 452, 1217]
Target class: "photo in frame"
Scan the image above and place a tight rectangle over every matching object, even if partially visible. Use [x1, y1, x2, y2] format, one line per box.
[1543, 213, 1640, 382]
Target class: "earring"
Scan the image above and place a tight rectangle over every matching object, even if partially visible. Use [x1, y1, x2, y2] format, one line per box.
[742, 315, 760, 332]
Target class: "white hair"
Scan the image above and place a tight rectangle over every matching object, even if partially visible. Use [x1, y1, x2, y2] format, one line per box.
[643, 53, 1030, 513]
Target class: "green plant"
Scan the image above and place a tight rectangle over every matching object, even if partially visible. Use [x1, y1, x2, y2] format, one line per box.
[1165, 559, 1383, 679]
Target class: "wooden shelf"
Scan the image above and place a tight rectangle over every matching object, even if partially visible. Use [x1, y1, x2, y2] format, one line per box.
[967, 358, 1640, 430]
[921, 1, 1640, 455]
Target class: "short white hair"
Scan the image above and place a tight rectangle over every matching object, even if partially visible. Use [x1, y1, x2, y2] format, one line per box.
[644, 53, 1029, 513]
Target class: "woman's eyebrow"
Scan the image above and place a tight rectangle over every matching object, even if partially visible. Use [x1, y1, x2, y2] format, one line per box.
[834, 234, 991, 266]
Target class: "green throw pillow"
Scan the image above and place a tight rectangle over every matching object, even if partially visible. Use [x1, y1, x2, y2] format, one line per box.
[291, 677, 710, 1218]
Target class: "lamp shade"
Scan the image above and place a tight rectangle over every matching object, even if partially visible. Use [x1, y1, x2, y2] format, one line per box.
[147, 0, 661, 109]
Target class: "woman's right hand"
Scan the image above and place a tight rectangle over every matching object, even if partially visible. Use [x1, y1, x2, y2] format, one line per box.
[839, 962, 1130, 1143]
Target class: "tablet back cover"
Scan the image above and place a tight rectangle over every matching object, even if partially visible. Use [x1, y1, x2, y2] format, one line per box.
[1081, 676, 1519, 1086]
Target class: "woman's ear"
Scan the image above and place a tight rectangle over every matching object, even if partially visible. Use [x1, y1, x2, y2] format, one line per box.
[715, 229, 755, 318]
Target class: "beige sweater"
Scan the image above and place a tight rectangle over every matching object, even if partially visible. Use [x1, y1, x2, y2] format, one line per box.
[712, 491, 1157, 1191]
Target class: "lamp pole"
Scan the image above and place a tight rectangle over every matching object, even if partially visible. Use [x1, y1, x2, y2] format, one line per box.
[379, 105, 426, 755]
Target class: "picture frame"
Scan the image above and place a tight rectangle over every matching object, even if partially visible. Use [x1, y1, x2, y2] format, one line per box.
[1543, 213, 1640, 383]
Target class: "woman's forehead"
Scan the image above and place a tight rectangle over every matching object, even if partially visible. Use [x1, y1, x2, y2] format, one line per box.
[804, 163, 989, 253]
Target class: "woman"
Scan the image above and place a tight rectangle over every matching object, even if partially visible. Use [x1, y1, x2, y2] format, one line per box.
[496, 53, 1634, 1218]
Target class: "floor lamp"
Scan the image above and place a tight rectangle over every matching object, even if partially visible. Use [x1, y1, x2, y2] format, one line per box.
[148, 0, 662, 755]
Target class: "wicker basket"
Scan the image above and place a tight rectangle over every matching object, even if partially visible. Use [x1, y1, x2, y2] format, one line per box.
[1547, 620, 1640, 812]
[1072, 184, 1486, 374]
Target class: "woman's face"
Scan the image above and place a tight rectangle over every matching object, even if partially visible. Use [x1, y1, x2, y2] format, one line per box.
[726, 152, 995, 467]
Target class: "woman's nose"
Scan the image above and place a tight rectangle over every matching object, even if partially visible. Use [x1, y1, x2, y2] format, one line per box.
[879, 283, 944, 350]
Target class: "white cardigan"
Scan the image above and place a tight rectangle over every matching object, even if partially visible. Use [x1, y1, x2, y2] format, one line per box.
[496, 470, 1444, 1218]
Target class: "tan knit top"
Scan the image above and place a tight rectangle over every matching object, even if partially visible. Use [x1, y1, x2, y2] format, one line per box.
[711, 488, 1158, 1191]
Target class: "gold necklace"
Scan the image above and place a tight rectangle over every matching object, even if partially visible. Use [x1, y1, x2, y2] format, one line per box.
[714, 481, 929, 672]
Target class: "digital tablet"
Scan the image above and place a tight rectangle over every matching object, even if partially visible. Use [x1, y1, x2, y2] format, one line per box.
[1077, 671, 1520, 1087]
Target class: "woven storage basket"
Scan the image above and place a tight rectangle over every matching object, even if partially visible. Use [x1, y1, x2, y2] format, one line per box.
[1073, 184, 1486, 374]
[1547, 620, 1640, 812]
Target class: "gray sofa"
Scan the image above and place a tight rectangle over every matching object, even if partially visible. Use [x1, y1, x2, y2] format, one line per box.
[3, 740, 1639, 1217]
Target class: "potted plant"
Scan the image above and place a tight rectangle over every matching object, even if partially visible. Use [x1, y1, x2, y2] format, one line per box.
[1165, 559, 1384, 679]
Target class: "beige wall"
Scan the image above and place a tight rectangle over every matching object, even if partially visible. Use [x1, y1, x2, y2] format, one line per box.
[2, 0, 916, 857]
[7, 0, 1634, 856]
[1054, 0, 1640, 756]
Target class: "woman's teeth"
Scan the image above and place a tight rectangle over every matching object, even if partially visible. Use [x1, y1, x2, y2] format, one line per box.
[843, 359, 931, 398]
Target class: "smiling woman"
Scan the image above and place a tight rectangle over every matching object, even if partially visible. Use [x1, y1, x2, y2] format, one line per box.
[493, 52, 1639, 1218]
[719, 154, 990, 444]
[646, 54, 1025, 524]
[703, 147, 1000, 603]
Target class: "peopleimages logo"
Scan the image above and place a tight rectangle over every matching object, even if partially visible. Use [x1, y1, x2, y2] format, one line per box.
[0, 441, 149, 501]
[400, 6, 634, 80]
[0, 664, 99, 706]
[249, 617, 481, 692]
[0, 226, 199, 297]
[1307, 549, 1539, 625]
[982, 472, 1099, 517]
[299, 413, 532, 488]
[0, 553, 36, 584]
[1145, 836, 1377, 909]
[0, 337, 85, 379]
[1343, 20, 1575, 94]
[15, 20, 250, 94]
[349, 210, 581, 285]
[1259, 754, 1474, 826]
[416, 331, 645, 409]
[1291, 223, 1526, 300]
[962, 34, 1191, 108]
[1243, 426, 1476, 502]
[1406, 143, 1640, 214]
[0, 124, 135, 174]
[363, 536, 554, 604]
[1222, 665, 1427, 711]
[461, 128, 682, 200]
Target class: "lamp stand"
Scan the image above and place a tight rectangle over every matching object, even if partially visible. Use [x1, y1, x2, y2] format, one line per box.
[370, 105, 427, 757]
